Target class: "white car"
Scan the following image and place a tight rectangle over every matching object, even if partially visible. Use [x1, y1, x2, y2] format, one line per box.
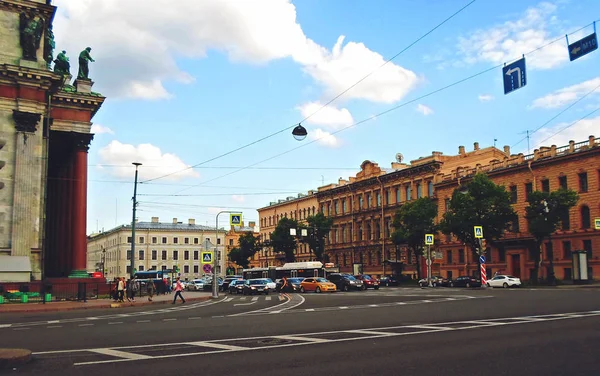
[487, 275, 521, 288]
[187, 279, 208, 291]
[263, 278, 277, 291]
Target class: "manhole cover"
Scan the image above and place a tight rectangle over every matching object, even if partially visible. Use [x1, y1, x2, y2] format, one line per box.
[257, 338, 292, 345]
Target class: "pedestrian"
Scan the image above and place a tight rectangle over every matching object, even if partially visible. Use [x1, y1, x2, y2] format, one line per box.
[280, 276, 289, 293]
[117, 277, 125, 302]
[129, 278, 139, 302]
[172, 277, 186, 304]
[147, 279, 156, 302]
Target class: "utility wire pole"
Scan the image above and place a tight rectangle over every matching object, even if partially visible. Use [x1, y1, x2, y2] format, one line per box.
[130, 162, 142, 278]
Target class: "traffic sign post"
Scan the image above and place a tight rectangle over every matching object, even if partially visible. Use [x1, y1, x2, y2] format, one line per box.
[230, 213, 242, 226]
[594, 218, 600, 230]
[567, 29, 597, 61]
[503, 57, 527, 95]
[203, 264, 212, 274]
[201, 251, 213, 264]
[424, 234, 434, 245]
[474, 226, 483, 239]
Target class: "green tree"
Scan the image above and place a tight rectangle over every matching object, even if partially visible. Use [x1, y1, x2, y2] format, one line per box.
[525, 189, 578, 284]
[303, 212, 334, 261]
[391, 197, 438, 280]
[271, 217, 299, 263]
[227, 232, 261, 269]
[440, 174, 516, 277]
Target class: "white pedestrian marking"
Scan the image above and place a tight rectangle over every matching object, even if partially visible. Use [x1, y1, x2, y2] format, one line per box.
[47, 320, 60, 324]
[108, 322, 123, 325]
[305, 309, 315, 312]
[251, 297, 258, 301]
[0, 324, 12, 328]
[273, 335, 329, 343]
[224, 297, 234, 302]
[187, 342, 247, 351]
[163, 318, 177, 322]
[78, 324, 94, 327]
[91, 348, 151, 360]
[407, 325, 454, 331]
[188, 317, 202, 320]
[339, 306, 349, 309]
[346, 329, 395, 336]
[47, 325, 62, 328]
[265, 296, 272, 301]
[137, 320, 151, 323]
[240, 297, 247, 300]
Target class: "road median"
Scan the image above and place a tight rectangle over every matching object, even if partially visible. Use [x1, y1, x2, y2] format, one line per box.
[0, 348, 32, 369]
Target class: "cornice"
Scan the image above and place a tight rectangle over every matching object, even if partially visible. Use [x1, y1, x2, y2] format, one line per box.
[0, 0, 56, 20]
[51, 90, 106, 117]
[0, 63, 62, 90]
[12, 109, 40, 133]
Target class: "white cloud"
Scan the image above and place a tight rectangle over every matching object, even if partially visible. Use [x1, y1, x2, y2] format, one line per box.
[297, 101, 354, 128]
[207, 207, 225, 215]
[456, 2, 567, 70]
[530, 77, 600, 109]
[532, 116, 599, 148]
[53, 0, 419, 102]
[90, 124, 114, 134]
[416, 104, 433, 116]
[97, 140, 199, 181]
[231, 195, 245, 203]
[309, 128, 340, 148]
[478, 94, 495, 102]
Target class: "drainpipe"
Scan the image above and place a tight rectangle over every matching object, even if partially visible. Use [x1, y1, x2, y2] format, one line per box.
[346, 184, 354, 271]
[527, 161, 537, 190]
[376, 176, 385, 277]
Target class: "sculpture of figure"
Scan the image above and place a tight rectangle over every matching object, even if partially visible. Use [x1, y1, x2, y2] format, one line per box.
[44, 24, 55, 69]
[19, 13, 44, 60]
[53, 50, 70, 75]
[77, 47, 95, 80]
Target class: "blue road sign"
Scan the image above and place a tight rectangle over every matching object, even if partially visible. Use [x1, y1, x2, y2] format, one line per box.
[503, 58, 527, 95]
[479, 255, 486, 264]
[568, 33, 598, 61]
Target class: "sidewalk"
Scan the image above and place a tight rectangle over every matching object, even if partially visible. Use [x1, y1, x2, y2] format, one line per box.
[0, 291, 213, 313]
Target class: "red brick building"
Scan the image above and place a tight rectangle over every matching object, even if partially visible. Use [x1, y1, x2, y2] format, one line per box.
[434, 136, 599, 282]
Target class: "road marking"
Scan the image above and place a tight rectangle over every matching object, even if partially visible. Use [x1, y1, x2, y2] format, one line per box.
[421, 300, 433, 303]
[339, 306, 349, 309]
[163, 318, 177, 322]
[251, 297, 259, 301]
[47, 320, 60, 324]
[0, 324, 12, 329]
[87, 317, 99, 320]
[78, 324, 94, 327]
[13, 328, 30, 331]
[240, 297, 247, 300]
[229, 294, 292, 316]
[46, 325, 62, 328]
[212, 315, 224, 318]
[368, 304, 379, 307]
[233, 302, 257, 306]
[224, 297, 234, 302]
[108, 322, 123, 325]
[278, 295, 285, 301]
[188, 317, 202, 320]
[137, 320, 151, 323]
[33, 310, 600, 366]
[305, 309, 315, 312]
[265, 296, 272, 301]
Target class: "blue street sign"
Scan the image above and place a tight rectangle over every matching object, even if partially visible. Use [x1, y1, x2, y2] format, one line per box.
[568, 33, 598, 61]
[479, 255, 486, 264]
[503, 57, 527, 95]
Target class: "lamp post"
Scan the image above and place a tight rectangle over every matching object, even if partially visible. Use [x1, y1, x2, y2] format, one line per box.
[292, 123, 307, 141]
[214, 211, 242, 298]
[101, 247, 106, 277]
[130, 162, 142, 278]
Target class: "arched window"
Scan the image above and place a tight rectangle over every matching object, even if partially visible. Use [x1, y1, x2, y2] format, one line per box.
[581, 205, 591, 229]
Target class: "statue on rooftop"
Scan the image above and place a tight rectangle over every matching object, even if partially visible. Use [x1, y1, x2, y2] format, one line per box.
[53, 50, 70, 75]
[77, 47, 95, 80]
[19, 13, 44, 60]
[44, 24, 55, 69]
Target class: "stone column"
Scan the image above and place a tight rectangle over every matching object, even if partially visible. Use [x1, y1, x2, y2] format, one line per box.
[11, 111, 42, 259]
[69, 133, 93, 278]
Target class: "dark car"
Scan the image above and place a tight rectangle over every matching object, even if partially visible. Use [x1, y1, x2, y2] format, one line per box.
[221, 276, 243, 292]
[276, 277, 305, 292]
[228, 279, 246, 294]
[379, 275, 399, 287]
[242, 279, 270, 295]
[450, 276, 481, 288]
[327, 273, 364, 292]
[354, 274, 380, 290]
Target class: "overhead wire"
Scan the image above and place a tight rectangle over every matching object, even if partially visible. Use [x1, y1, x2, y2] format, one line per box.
[139, 0, 478, 184]
[533, 107, 600, 148]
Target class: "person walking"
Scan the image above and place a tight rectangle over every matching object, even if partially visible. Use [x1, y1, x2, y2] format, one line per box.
[147, 279, 156, 302]
[172, 277, 186, 304]
[117, 277, 125, 302]
[280, 276, 289, 293]
[129, 278, 139, 302]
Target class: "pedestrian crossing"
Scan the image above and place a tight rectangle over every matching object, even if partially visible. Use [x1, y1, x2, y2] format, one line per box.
[222, 295, 286, 303]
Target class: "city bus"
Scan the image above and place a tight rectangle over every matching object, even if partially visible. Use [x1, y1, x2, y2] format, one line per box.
[242, 262, 339, 280]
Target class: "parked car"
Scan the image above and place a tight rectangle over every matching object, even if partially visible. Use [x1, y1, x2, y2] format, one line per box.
[418, 276, 449, 287]
[276, 277, 305, 292]
[299, 277, 337, 293]
[354, 274, 380, 290]
[487, 275, 521, 288]
[327, 273, 364, 291]
[450, 276, 481, 288]
[379, 275, 399, 287]
[242, 279, 270, 295]
[221, 276, 243, 292]
[228, 279, 246, 294]
[187, 279, 207, 291]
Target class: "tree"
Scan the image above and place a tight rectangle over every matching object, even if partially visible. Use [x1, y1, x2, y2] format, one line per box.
[303, 212, 333, 261]
[525, 189, 578, 284]
[440, 174, 516, 277]
[271, 217, 299, 263]
[227, 232, 261, 269]
[391, 197, 438, 280]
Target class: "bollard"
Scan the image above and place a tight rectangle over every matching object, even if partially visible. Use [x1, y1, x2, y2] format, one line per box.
[0, 296, 4, 304]
[21, 294, 28, 303]
[45, 293, 52, 302]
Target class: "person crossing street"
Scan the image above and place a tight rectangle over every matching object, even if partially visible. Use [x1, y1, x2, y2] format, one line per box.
[172, 277, 186, 304]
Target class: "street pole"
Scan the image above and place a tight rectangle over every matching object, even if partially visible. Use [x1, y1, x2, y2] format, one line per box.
[130, 162, 142, 279]
[427, 245, 433, 287]
[214, 210, 242, 298]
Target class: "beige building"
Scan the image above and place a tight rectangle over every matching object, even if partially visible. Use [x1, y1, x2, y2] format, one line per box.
[87, 217, 226, 280]
[256, 192, 319, 267]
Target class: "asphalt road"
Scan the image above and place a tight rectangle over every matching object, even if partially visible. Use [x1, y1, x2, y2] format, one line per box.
[3, 287, 599, 375]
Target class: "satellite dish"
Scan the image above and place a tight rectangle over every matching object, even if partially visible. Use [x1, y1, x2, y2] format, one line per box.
[395, 153, 404, 163]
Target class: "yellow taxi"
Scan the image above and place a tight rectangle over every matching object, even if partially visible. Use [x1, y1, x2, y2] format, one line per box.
[299, 277, 337, 293]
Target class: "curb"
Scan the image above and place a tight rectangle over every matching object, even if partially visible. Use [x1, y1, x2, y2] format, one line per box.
[0, 296, 211, 314]
[0, 348, 32, 369]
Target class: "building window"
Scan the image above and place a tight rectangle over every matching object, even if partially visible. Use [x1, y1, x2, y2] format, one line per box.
[335, 200, 339, 215]
[342, 199, 347, 214]
[358, 223, 363, 240]
[173, 250, 179, 260]
[181, 265, 188, 274]
[458, 249, 465, 263]
[416, 183, 422, 198]
[194, 238, 199, 244]
[367, 193, 372, 208]
[405, 185, 412, 201]
[375, 223, 380, 239]
[358, 195, 364, 209]
[138, 265, 144, 272]
[385, 190, 390, 205]
[376, 192, 381, 207]
[498, 245, 506, 262]
[510, 218, 520, 233]
[217, 238, 221, 245]
[541, 179, 550, 193]
[184, 237, 189, 244]
[162, 237, 167, 244]
[366, 224, 372, 240]
[162, 250, 167, 260]
[562, 241, 571, 259]
[561, 211, 571, 230]
[428, 181, 434, 197]
[194, 251, 199, 260]
[193, 265, 199, 274]
[138, 250, 144, 260]
[578, 172, 588, 192]
[184, 250, 189, 260]
[229, 239, 234, 246]
[127, 236, 132, 243]
[558, 175, 567, 189]
[509, 185, 517, 203]
[126, 250, 131, 260]
[444, 198, 450, 212]
[525, 182, 533, 200]
[152, 237, 157, 244]
[139, 236, 144, 244]
[446, 250, 453, 264]
[152, 250, 157, 260]
[173, 237, 178, 244]
[580, 205, 591, 228]
[396, 188, 401, 203]
[161, 265, 167, 271]
[126, 266, 131, 274]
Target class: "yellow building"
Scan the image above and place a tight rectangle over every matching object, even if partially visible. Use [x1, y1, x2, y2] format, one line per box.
[256, 192, 319, 267]
[87, 217, 226, 280]
[225, 221, 259, 273]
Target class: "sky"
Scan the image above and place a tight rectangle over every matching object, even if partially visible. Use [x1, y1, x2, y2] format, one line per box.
[50, 0, 600, 234]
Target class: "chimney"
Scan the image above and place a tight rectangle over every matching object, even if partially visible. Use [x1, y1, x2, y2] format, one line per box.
[151, 217, 159, 223]
[249, 221, 256, 228]
[188, 218, 195, 225]
[503, 145, 510, 155]
[458, 145, 465, 155]
[474, 142, 479, 151]
[590, 135, 596, 147]
[172, 218, 177, 224]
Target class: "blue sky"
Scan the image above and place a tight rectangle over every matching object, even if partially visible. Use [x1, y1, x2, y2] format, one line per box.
[50, 0, 600, 233]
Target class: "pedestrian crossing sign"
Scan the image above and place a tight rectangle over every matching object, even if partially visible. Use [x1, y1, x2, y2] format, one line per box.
[595, 218, 600, 230]
[230, 213, 242, 226]
[425, 234, 434, 245]
[474, 226, 483, 239]
[201, 251, 213, 264]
